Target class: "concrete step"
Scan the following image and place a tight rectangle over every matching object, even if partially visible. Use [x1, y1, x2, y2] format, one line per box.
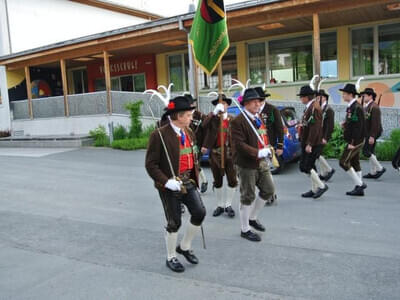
[0, 135, 94, 148]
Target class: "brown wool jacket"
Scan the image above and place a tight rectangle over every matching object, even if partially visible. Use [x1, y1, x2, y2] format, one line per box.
[202, 113, 233, 151]
[231, 113, 263, 169]
[322, 105, 335, 142]
[343, 101, 366, 145]
[145, 124, 199, 190]
[190, 110, 207, 148]
[300, 100, 323, 147]
[364, 102, 383, 139]
[260, 102, 284, 149]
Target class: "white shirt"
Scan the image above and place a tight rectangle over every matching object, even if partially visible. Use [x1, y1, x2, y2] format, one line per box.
[347, 98, 357, 107]
[306, 99, 316, 110]
[365, 100, 373, 108]
[170, 121, 183, 136]
[244, 108, 259, 120]
[321, 101, 327, 110]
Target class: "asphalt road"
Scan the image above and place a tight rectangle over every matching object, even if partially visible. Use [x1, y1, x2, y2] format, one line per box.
[0, 148, 399, 300]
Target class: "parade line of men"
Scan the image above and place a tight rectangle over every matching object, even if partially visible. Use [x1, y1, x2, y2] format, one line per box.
[145, 82, 386, 273]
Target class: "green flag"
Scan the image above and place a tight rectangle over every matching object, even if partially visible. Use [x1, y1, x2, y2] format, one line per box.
[189, 0, 230, 75]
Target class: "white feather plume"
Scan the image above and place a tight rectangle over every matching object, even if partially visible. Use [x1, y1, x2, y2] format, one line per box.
[207, 92, 219, 98]
[355, 77, 364, 93]
[228, 79, 246, 96]
[309, 75, 319, 90]
[317, 78, 328, 91]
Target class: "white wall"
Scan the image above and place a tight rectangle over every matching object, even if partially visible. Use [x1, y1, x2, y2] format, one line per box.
[7, 0, 148, 53]
[0, 0, 11, 132]
[11, 114, 155, 136]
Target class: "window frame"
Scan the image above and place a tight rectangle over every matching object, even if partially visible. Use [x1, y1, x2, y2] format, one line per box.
[246, 30, 339, 87]
[350, 20, 400, 80]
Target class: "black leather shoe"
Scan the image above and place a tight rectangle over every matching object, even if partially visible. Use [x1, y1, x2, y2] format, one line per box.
[346, 185, 364, 196]
[373, 167, 386, 179]
[363, 173, 376, 179]
[200, 182, 208, 193]
[360, 183, 367, 190]
[166, 257, 185, 272]
[176, 246, 199, 264]
[213, 206, 225, 217]
[313, 184, 329, 199]
[301, 190, 314, 198]
[225, 206, 235, 218]
[249, 219, 266, 232]
[240, 230, 261, 242]
[319, 174, 326, 181]
[323, 169, 335, 181]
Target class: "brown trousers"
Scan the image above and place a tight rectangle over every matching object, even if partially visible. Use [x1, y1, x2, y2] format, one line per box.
[210, 148, 238, 188]
[339, 142, 364, 172]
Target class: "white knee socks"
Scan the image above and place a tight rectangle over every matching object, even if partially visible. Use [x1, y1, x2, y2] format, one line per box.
[318, 156, 332, 176]
[310, 169, 325, 190]
[347, 167, 363, 186]
[369, 154, 383, 174]
[215, 187, 224, 208]
[249, 195, 265, 221]
[165, 232, 178, 260]
[180, 222, 200, 251]
[239, 203, 252, 232]
[225, 186, 236, 207]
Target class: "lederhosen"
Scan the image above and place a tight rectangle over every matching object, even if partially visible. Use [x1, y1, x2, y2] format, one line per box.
[317, 104, 335, 160]
[339, 101, 366, 172]
[362, 102, 382, 158]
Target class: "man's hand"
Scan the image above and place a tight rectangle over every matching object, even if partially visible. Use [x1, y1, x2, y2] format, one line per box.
[276, 149, 283, 156]
[369, 136, 375, 145]
[322, 138, 327, 145]
[201, 147, 208, 155]
[305, 144, 312, 153]
[258, 148, 271, 159]
[348, 144, 355, 150]
[165, 179, 181, 192]
[213, 103, 225, 116]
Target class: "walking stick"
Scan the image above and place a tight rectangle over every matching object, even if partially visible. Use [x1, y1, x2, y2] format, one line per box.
[217, 63, 225, 173]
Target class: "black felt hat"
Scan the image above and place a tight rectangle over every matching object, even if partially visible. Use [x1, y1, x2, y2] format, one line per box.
[360, 88, 377, 100]
[297, 85, 316, 97]
[339, 83, 358, 95]
[317, 89, 329, 100]
[254, 87, 271, 99]
[242, 88, 263, 105]
[183, 93, 196, 104]
[164, 96, 196, 115]
[211, 94, 232, 106]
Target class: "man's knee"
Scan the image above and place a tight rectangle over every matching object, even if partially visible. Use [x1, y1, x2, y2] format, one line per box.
[191, 206, 206, 226]
[166, 218, 182, 233]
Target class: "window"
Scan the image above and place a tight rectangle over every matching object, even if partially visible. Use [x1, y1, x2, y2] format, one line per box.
[352, 27, 374, 76]
[198, 46, 237, 89]
[248, 32, 337, 84]
[94, 74, 146, 92]
[269, 35, 313, 83]
[168, 54, 188, 91]
[72, 69, 88, 94]
[321, 32, 338, 78]
[248, 42, 266, 84]
[379, 23, 400, 75]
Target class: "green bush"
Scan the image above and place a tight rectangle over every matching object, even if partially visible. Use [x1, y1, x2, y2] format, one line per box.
[322, 124, 347, 159]
[111, 137, 149, 150]
[89, 125, 110, 147]
[375, 129, 400, 161]
[113, 124, 128, 141]
[125, 101, 143, 138]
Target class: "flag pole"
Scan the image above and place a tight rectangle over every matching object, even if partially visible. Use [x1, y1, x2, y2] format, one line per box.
[218, 62, 225, 172]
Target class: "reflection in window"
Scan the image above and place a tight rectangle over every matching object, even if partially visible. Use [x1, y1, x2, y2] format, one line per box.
[379, 23, 400, 75]
[248, 42, 266, 84]
[321, 32, 337, 78]
[352, 27, 374, 76]
[269, 36, 313, 83]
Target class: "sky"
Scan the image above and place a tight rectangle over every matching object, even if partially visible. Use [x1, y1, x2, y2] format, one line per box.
[107, 0, 248, 17]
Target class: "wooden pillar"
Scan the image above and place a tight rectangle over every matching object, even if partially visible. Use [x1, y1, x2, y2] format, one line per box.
[103, 50, 112, 114]
[24, 66, 33, 119]
[313, 13, 321, 78]
[60, 59, 70, 117]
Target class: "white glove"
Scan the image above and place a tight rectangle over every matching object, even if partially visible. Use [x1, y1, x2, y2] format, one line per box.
[213, 103, 225, 115]
[165, 179, 181, 191]
[257, 148, 271, 159]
